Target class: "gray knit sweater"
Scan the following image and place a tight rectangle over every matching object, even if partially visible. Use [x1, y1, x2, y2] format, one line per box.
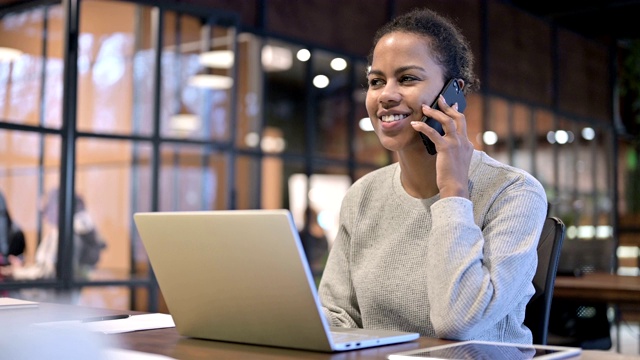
[318, 150, 548, 344]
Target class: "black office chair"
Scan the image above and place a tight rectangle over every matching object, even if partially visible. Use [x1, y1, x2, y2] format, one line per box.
[546, 239, 615, 350]
[524, 217, 566, 345]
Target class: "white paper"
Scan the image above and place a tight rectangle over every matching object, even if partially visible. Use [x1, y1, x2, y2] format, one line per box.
[35, 313, 175, 334]
[103, 348, 177, 360]
[0, 297, 38, 309]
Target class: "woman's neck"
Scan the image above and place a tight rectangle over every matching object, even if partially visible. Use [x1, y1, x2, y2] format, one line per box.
[397, 149, 439, 199]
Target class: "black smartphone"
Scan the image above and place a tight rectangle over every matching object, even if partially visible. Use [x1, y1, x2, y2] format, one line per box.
[420, 78, 467, 155]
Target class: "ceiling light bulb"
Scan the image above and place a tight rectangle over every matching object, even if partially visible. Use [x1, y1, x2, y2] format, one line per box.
[313, 75, 329, 88]
[330, 58, 347, 71]
[188, 74, 233, 89]
[359, 117, 373, 131]
[296, 49, 311, 62]
[482, 131, 498, 145]
[199, 50, 234, 68]
[262, 45, 293, 71]
[581, 127, 595, 140]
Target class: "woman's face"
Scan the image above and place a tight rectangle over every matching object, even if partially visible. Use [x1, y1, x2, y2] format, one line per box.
[366, 31, 446, 152]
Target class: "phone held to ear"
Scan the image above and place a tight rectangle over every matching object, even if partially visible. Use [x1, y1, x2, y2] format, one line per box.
[420, 78, 467, 155]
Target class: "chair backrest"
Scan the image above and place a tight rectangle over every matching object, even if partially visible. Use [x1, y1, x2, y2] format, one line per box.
[524, 217, 566, 345]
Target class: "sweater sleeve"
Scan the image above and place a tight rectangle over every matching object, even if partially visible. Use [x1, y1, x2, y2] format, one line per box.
[426, 179, 547, 340]
[319, 190, 362, 328]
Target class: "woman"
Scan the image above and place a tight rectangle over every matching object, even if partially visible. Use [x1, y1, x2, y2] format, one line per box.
[318, 8, 547, 344]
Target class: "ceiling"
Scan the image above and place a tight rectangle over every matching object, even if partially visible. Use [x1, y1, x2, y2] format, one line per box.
[1, 0, 639, 42]
[507, 0, 640, 42]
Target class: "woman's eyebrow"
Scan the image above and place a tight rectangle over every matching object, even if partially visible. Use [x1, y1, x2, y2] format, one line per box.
[394, 65, 426, 75]
[367, 65, 426, 77]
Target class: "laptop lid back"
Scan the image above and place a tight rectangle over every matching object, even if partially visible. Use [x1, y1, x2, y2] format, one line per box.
[134, 209, 336, 351]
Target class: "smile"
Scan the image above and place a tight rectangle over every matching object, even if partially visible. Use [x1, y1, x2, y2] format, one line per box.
[380, 114, 409, 123]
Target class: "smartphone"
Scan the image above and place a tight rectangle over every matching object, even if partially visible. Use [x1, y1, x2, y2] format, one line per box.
[420, 78, 467, 155]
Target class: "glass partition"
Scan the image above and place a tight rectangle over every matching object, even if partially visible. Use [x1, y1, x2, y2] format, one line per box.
[0, 5, 64, 127]
[533, 108, 556, 196]
[76, 1, 137, 135]
[76, 137, 133, 282]
[263, 38, 306, 155]
[511, 103, 534, 174]
[234, 32, 263, 151]
[159, 143, 228, 211]
[0, 1, 242, 311]
[313, 49, 350, 160]
[0, 130, 58, 267]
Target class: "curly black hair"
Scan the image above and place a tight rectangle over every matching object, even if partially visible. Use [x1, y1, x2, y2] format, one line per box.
[368, 8, 480, 94]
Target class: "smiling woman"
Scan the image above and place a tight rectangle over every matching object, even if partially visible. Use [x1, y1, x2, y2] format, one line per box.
[318, 7, 548, 344]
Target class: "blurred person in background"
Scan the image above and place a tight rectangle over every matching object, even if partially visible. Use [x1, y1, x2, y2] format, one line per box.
[0, 190, 25, 267]
[299, 206, 329, 283]
[0, 189, 105, 303]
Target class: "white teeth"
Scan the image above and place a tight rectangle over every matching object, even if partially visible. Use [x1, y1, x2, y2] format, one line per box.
[380, 114, 408, 123]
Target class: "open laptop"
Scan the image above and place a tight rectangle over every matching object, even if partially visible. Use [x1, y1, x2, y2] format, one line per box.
[133, 209, 419, 352]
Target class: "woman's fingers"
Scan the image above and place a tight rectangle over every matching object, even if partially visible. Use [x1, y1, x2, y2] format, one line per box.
[436, 95, 467, 136]
[415, 96, 466, 146]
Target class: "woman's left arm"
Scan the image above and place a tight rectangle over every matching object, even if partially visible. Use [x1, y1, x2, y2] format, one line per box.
[426, 181, 547, 340]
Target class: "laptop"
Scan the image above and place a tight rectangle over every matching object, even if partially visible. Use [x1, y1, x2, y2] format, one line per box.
[133, 209, 419, 352]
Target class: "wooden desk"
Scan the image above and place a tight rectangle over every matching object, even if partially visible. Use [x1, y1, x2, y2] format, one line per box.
[554, 273, 640, 304]
[4, 302, 639, 359]
[113, 327, 640, 360]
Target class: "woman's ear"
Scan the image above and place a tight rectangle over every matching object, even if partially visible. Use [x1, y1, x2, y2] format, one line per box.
[456, 79, 465, 91]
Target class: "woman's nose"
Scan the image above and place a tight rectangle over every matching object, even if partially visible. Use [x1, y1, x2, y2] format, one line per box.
[378, 82, 401, 106]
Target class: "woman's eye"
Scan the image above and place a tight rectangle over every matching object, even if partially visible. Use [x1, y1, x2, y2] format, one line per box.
[400, 75, 418, 83]
[368, 78, 384, 87]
